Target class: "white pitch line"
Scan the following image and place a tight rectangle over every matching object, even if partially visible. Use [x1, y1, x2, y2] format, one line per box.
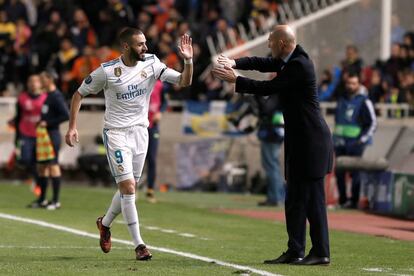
[116, 220, 211, 240]
[0, 213, 281, 276]
[0, 245, 129, 250]
[160, 229, 177, 234]
[179, 233, 196, 238]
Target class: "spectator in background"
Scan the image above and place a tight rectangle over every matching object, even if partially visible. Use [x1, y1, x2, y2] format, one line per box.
[36, 71, 69, 210]
[403, 71, 414, 110]
[187, 42, 210, 101]
[204, 71, 224, 101]
[255, 95, 285, 207]
[146, 80, 167, 203]
[33, 10, 64, 70]
[403, 32, 413, 48]
[0, 1, 233, 101]
[53, 38, 78, 95]
[399, 45, 411, 70]
[341, 45, 363, 77]
[409, 47, 414, 70]
[333, 69, 350, 100]
[12, 17, 31, 86]
[106, 0, 134, 29]
[144, 0, 174, 33]
[368, 68, 386, 104]
[333, 73, 377, 209]
[5, 0, 28, 22]
[384, 43, 402, 85]
[96, 9, 118, 47]
[0, 10, 16, 48]
[400, 69, 414, 100]
[54, 38, 78, 78]
[318, 67, 341, 102]
[12, 75, 47, 207]
[136, 11, 152, 33]
[96, 45, 120, 64]
[70, 8, 97, 52]
[0, 10, 16, 93]
[391, 14, 405, 44]
[64, 45, 100, 96]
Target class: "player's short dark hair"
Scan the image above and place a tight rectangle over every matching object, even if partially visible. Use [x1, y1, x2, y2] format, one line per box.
[118, 27, 143, 45]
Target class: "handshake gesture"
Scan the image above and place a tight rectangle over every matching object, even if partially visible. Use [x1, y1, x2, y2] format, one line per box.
[212, 55, 237, 83]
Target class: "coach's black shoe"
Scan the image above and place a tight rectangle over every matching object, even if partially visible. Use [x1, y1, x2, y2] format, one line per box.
[26, 199, 48, 208]
[264, 252, 303, 264]
[291, 254, 330, 265]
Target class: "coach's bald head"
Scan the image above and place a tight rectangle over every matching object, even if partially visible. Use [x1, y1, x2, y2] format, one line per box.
[268, 25, 296, 59]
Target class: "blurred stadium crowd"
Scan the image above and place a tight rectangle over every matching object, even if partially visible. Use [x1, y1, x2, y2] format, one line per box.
[0, 0, 284, 101]
[0, 0, 413, 109]
[318, 34, 414, 110]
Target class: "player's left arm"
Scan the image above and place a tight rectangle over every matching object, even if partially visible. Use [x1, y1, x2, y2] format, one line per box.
[177, 33, 193, 87]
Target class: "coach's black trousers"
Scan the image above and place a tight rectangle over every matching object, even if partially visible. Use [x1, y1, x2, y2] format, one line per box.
[285, 173, 330, 258]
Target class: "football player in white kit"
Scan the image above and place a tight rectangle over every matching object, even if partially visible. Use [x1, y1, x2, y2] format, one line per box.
[65, 27, 193, 260]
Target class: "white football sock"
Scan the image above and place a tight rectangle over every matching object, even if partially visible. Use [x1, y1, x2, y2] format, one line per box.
[121, 193, 144, 247]
[102, 190, 122, 228]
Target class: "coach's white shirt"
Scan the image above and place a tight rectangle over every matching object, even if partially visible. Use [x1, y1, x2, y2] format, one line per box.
[78, 54, 181, 129]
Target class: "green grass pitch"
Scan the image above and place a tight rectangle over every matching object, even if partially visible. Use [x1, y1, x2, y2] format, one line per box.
[0, 183, 413, 276]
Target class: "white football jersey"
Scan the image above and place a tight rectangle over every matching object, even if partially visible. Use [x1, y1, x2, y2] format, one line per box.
[78, 54, 181, 129]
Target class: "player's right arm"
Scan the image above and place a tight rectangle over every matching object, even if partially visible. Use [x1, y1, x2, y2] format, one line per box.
[65, 91, 82, 147]
[65, 66, 106, 147]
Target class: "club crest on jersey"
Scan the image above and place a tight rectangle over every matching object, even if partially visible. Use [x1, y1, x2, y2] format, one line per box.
[140, 70, 147, 79]
[114, 67, 122, 77]
[118, 165, 124, 172]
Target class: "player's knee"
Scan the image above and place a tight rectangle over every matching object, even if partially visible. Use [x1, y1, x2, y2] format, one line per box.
[118, 179, 135, 195]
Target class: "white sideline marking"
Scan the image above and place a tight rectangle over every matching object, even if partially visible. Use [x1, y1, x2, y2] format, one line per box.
[362, 268, 391, 272]
[0, 245, 129, 250]
[115, 220, 211, 240]
[0, 213, 281, 276]
[160, 229, 177, 234]
[179, 233, 196, 238]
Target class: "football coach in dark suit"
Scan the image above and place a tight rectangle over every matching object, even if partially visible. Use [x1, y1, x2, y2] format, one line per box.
[213, 25, 333, 265]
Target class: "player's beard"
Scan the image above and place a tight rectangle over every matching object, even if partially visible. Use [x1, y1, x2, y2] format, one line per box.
[130, 49, 146, 62]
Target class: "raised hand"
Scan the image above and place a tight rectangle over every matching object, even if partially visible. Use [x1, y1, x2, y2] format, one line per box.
[178, 34, 193, 60]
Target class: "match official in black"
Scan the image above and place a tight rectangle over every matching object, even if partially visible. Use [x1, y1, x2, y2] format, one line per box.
[213, 25, 333, 265]
[37, 71, 70, 210]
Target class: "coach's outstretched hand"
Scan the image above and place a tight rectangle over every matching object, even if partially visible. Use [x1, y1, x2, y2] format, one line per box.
[65, 128, 79, 147]
[212, 65, 237, 83]
[178, 34, 193, 60]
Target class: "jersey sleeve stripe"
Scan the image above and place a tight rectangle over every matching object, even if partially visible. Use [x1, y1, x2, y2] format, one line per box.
[158, 68, 167, 79]
[103, 59, 120, 67]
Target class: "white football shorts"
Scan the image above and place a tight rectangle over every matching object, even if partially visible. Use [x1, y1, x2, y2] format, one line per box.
[102, 124, 149, 183]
